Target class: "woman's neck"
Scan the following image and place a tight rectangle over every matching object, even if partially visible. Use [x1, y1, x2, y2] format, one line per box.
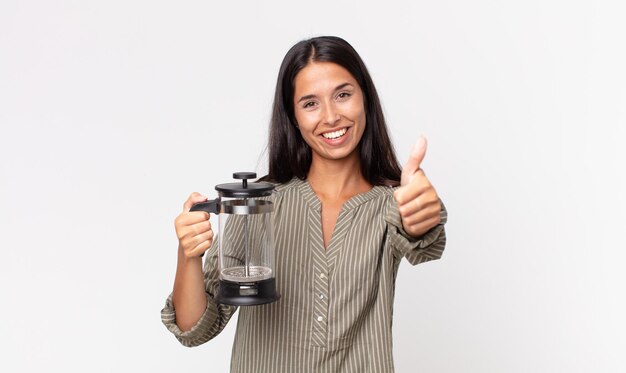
[307, 151, 372, 200]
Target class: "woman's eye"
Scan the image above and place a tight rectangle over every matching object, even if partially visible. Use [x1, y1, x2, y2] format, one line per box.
[303, 101, 316, 109]
[337, 92, 351, 100]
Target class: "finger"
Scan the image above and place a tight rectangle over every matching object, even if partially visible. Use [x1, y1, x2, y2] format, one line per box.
[189, 239, 213, 258]
[400, 201, 441, 226]
[397, 187, 437, 217]
[394, 171, 428, 205]
[183, 192, 208, 212]
[190, 220, 212, 236]
[406, 215, 442, 236]
[175, 213, 210, 239]
[176, 211, 210, 227]
[182, 229, 214, 250]
[401, 136, 428, 186]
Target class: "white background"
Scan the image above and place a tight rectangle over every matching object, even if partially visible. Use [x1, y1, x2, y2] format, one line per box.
[1, 0, 625, 372]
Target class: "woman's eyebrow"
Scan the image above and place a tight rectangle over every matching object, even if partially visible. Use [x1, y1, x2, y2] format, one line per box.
[334, 82, 353, 91]
[297, 94, 316, 103]
[297, 83, 354, 103]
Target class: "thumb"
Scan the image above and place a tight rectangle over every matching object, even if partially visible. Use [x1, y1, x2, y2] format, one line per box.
[183, 192, 209, 212]
[401, 136, 428, 186]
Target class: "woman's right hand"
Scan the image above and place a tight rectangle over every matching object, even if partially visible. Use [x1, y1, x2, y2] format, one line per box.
[174, 192, 214, 259]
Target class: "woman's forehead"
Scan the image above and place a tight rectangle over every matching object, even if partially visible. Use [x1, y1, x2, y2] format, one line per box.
[294, 62, 359, 94]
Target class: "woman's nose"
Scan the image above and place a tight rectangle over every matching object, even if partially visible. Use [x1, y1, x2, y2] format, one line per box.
[322, 103, 340, 126]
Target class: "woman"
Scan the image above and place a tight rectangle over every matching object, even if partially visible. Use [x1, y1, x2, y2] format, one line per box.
[162, 36, 447, 373]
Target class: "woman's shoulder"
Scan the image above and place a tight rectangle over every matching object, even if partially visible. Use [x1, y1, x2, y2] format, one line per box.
[264, 177, 309, 204]
[269, 177, 305, 193]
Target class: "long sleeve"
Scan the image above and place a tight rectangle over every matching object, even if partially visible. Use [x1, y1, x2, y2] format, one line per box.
[384, 196, 448, 265]
[160, 238, 238, 347]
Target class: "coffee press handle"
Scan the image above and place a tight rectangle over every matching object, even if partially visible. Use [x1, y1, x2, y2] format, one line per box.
[189, 198, 220, 214]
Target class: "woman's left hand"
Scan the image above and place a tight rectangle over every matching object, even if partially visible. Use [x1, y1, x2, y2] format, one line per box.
[393, 136, 442, 238]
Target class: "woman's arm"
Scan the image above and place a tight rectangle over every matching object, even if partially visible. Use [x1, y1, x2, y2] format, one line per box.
[171, 192, 213, 330]
[161, 193, 237, 347]
[172, 250, 207, 331]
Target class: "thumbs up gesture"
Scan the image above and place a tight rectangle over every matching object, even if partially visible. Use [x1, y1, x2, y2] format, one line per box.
[393, 136, 442, 238]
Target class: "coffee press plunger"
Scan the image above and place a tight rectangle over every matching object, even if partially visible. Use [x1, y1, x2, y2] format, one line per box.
[190, 172, 280, 306]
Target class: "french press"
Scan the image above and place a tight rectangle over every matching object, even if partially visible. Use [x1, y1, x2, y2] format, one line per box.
[190, 172, 280, 306]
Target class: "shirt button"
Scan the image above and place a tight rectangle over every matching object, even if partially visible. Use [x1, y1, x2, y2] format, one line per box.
[317, 316, 323, 322]
[319, 273, 326, 279]
[319, 294, 324, 299]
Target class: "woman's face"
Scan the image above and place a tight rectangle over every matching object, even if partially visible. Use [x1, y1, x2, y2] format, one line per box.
[293, 61, 366, 163]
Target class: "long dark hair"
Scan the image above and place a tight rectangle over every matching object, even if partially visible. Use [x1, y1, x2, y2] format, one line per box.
[262, 36, 401, 186]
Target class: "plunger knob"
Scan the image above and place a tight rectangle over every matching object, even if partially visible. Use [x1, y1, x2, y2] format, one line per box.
[233, 172, 256, 188]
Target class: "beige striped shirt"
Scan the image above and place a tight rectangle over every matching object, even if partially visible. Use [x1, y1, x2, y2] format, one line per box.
[161, 177, 447, 372]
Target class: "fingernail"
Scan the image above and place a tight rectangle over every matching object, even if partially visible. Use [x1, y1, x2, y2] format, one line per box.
[394, 190, 401, 201]
[413, 136, 426, 154]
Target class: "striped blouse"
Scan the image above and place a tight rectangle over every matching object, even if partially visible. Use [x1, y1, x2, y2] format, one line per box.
[161, 177, 447, 372]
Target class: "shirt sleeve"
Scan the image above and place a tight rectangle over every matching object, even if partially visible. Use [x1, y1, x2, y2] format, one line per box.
[160, 239, 238, 347]
[384, 195, 448, 265]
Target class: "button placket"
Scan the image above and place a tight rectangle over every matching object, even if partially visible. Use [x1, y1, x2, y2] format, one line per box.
[312, 265, 329, 345]
[308, 208, 329, 347]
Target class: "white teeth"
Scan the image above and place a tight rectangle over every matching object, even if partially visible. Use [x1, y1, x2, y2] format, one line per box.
[322, 128, 347, 139]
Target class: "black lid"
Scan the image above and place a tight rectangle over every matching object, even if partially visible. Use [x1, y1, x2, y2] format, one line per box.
[215, 172, 274, 198]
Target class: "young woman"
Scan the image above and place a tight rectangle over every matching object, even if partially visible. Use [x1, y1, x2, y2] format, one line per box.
[162, 36, 447, 373]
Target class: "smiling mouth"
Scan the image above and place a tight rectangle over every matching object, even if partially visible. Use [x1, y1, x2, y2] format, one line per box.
[321, 128, 348, 140]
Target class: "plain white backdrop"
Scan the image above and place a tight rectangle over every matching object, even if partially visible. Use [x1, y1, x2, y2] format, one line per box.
[1, 0, 625, 372]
